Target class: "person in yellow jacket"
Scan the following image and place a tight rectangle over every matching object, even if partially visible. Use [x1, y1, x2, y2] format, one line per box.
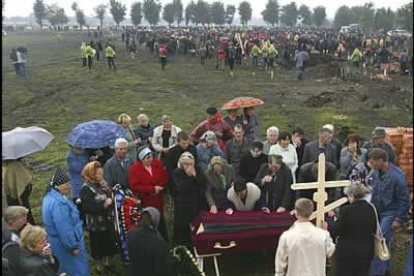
[251, 44, 261, 67]
[261, 43, 270, 69]
[84, 43, 96, 70]
[268, 43, 278, 68]
[105, 44, 116, 70]
[350, 47, 363, 68]
[80, 42, 87, 67]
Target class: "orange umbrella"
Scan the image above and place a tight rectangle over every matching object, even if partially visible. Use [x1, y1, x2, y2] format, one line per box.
[221, 97, 265, 110]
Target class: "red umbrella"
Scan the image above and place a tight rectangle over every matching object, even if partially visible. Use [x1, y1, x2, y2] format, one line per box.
[221, 97, 265, 110]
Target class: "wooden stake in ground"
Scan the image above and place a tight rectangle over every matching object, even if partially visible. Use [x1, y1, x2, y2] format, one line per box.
[291, 154, 351, 228]
[271, 70, 274, 80]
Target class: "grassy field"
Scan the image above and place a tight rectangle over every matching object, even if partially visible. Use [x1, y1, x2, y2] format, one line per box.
[2, 31, 412, 276]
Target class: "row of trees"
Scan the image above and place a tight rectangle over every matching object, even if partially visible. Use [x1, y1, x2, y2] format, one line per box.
[334, 2, 413, 31]
[31, 0, 413, 30]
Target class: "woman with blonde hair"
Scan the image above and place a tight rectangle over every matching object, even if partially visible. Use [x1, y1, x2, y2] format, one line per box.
[118, 113, 140, 162]
[80, 161, 117, 273]
[19, 225, 60, 276]
[134, 114, 154, 147]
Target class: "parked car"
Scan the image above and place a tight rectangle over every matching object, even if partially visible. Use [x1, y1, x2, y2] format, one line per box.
[387, 29, 412, 38]
[339, 26, 350, 34]
[349, 24, 363, 33]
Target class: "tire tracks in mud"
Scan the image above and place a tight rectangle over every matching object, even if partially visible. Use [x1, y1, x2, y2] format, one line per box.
[5, 82, 80, 113]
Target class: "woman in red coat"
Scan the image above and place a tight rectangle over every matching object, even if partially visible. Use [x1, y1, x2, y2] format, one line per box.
[129, 147, 169, 241]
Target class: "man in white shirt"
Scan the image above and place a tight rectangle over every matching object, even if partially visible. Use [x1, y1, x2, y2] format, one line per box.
[275, 198, 335, 276]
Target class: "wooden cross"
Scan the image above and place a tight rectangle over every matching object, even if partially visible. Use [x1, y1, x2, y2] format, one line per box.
[291, 153, 351, 228]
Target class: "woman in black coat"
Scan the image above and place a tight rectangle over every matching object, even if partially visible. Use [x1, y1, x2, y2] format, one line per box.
[127, 207, 179, 276]
[172, 152, 207, 249]
[80, 161, 118, 274]
[254, 155, 293, 212]
[323, 181, 377, 276]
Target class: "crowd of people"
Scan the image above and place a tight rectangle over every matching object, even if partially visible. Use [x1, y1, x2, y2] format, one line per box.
[114, 26, 413, 77]
[2, 104, 413, 276]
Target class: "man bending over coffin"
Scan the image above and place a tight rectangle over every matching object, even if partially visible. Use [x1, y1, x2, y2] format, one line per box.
[275, 198, 335, 276]
[224, 179, 270, 215]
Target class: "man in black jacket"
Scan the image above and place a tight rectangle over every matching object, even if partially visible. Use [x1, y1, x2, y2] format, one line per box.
[238, 141, 268, 183]
[296, 161, 337, 203]
[164, 131, 198, 194]
[255, 155, 294, 212]
[127, 207, 179, 276]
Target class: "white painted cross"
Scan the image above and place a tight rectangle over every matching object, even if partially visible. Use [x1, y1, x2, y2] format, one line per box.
[291, 153, 351, 228]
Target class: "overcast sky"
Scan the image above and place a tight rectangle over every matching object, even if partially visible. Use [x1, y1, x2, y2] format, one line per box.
[3, 0, 410, 20]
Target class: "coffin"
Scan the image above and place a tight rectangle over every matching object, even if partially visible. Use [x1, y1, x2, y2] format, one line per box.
[191, 211, 297, 255]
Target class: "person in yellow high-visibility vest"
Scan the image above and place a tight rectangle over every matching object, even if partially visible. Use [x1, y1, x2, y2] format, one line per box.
[251, 44, 261, 67]
[80, 42, 87, 67]
[261, 43, 270, 69]
[105, 44, 116, 70]
[84, 43, 96, 70]
[350, 47, 363, 68]
[268, 43, 278, 68]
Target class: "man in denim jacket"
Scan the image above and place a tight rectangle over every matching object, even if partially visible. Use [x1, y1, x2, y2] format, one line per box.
[368, 148, 410, 276]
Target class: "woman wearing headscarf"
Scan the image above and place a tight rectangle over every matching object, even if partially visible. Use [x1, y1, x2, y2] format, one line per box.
[118, 113, 140, 163]
[127, 207, 180, 276]
[80, 161, 117, 274]
[205, 156, 234, 214]
[172, 152, 207, 249]
[129, 147, 169, 241]
[42, 166, 90, 276]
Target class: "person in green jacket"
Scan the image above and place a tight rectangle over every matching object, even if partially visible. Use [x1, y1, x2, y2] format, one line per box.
[261, 43, 269, 69]
[350, 47, 363, 68]
[80, 42, 87, 67]
[268, 43, 278, 68]
[84, 43, 95, 70]
[251, 44, 261, 67]
[105, 44, 116, 69]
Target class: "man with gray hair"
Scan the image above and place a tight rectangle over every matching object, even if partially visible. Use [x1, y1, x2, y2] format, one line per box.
[263, 126, 279, 155]
[275, 198, 335, 276]
[104, 138, 133, 188]
[323, 124, 342, 168]
[302, 127, 338, 167]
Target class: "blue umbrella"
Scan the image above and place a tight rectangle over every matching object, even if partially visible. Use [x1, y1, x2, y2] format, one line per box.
[66, 120, 127, 148]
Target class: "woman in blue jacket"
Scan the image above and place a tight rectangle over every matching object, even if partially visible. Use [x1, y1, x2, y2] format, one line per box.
[42, 167, 90, 276]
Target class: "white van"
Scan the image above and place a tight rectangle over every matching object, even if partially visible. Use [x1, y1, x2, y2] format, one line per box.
[339, 26, 350, 34]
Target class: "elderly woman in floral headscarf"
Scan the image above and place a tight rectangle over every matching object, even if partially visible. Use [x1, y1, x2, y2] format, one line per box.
[80, 161, 117, 273]
[205, 156, 234, 214]
[42, 166, 90, 276]
[172, 152, 207, 249]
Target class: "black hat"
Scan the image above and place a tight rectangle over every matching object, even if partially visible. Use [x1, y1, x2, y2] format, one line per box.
[206, 107, 218, 115]
[234, 180, 247, 192]
[251, 140, 264, 151]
